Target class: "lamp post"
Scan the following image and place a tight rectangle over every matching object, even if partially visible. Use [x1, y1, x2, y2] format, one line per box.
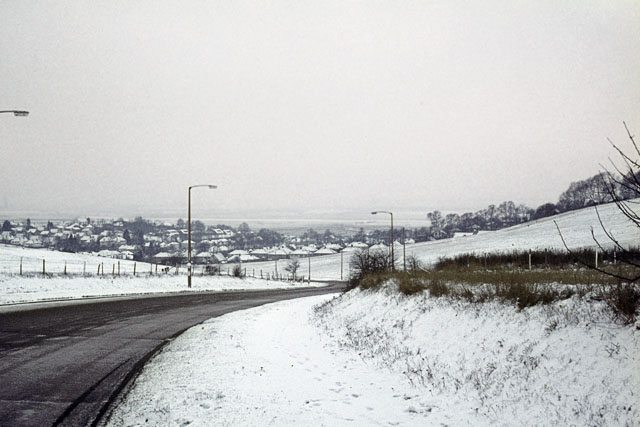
[0, 110, 29, 117]
[188, 184, 217, 288]
[371, 210, 394, 271]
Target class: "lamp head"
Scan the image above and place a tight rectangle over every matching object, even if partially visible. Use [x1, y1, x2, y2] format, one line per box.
[371, 211, 377, 215]
[13, 111, 29, 117]
[208, 185, 217, 189]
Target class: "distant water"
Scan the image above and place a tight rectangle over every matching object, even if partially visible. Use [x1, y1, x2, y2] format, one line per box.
[1, 208, 467, 234]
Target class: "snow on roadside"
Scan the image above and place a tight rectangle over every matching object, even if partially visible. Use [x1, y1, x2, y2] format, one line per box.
[0, 275, 324, 305]
[106, 287, 639, 427]
[105, 294, 438, 427]
[314, 285, 640, 426]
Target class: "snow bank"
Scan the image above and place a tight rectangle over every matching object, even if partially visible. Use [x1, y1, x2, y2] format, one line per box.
[314, 285, 640, 426]
[106, 285, 639, 426]
[0, 275, 324, 305]
[105, 295, 439, 427]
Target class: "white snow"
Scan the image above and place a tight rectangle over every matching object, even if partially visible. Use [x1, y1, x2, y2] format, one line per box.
[0, 244, 155, 275]
[0, 274, 324, 306]
[105, 290, 640, 426]
[104, 201, 640, 426]
[243, 201, 640, 280]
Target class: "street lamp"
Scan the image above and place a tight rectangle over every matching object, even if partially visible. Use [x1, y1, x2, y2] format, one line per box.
[371, 210, 394, 271]
[188, 184, 217, 288]
[0, 110, 29, 117]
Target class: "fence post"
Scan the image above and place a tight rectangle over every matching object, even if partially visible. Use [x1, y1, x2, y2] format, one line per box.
[117, 261, 120, 276]
[83, 261, 86, 276]
[275, 259, 278, 276]
[595, 249, 598, 269]
[340, 252, 343, 280]
[64, 262, 67, 275]
[528, 250, 532, 271]
[20, 257, 22, 275]
[133, 262, 137, 276]
[42, 259, 46, 275]
[308, 256, 311, 282]
[613, 249, 617, 265]
[112, 264, 115, 275]
[101, 262, 104, 276]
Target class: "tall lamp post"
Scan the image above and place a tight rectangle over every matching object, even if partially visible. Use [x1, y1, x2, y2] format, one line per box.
[371, 210, 394, 271]
[0, 110, 29, 116]
[188, 184, 217, 288]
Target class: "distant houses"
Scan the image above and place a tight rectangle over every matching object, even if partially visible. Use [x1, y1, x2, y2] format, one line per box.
[0, 218, 379, 266]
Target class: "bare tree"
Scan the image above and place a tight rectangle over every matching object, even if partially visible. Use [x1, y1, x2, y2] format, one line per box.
[556, 122, 640, 282]
[284, 257, 300, 280]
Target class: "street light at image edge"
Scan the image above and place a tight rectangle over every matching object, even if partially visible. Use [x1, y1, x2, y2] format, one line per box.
[188, 185, 217, 288]
[0, 110, 29, 117]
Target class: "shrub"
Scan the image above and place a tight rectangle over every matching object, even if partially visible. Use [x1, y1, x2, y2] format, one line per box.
[397, 274, 425, 295]
[426, 278, 449, 297]
[204, 265, 220, 275]
[346, 249, 392, 291]
[602, 283, 639, 324]
[232, 264, 244, 278]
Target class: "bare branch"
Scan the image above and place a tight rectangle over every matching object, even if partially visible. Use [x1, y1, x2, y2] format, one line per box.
[555, 220, 639, 282]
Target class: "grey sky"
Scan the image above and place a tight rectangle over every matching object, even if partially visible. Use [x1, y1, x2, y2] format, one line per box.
[1, 1, 639, 219]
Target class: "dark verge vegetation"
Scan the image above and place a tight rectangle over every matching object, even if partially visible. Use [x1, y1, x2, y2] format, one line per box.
[347, 250, 640, 324]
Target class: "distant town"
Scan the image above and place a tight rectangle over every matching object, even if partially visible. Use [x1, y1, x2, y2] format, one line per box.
[1, 172, 623, 266]
[0, 216, 420, 265]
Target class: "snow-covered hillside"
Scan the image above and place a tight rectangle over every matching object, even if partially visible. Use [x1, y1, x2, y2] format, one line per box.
[245, 200, 640, 280]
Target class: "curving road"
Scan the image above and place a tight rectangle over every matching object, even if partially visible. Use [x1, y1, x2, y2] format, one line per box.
[0, 283, 345, 427]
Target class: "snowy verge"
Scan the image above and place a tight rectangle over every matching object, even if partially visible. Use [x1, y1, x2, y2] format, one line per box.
[106, 285, 639, 426]
[0, 275, 325, 306]
[104, 294, 441, 427]
[314, 284, 640, 426]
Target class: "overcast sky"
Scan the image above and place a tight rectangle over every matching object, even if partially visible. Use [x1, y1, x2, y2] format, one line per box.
[1, 1, 639, 220]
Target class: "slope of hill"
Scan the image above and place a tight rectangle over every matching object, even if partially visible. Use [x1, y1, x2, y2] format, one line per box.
[245, 200, 640, 280]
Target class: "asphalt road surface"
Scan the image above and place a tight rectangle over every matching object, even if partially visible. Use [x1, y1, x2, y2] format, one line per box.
[0, 283, 345, 427]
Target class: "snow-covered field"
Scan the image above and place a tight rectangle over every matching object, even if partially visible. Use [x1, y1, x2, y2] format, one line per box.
[244, 201, 640, 280]
[0, 275, 323, 306]
[105, 289, 639, 426]
[0, 244, 155, 276]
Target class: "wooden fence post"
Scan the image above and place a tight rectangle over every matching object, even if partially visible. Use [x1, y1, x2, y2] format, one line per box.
[133, 262, 137, 276]
[42, 259, 46, 275]
[20, 257, 22, 275]
[117, 261, 120, 276]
